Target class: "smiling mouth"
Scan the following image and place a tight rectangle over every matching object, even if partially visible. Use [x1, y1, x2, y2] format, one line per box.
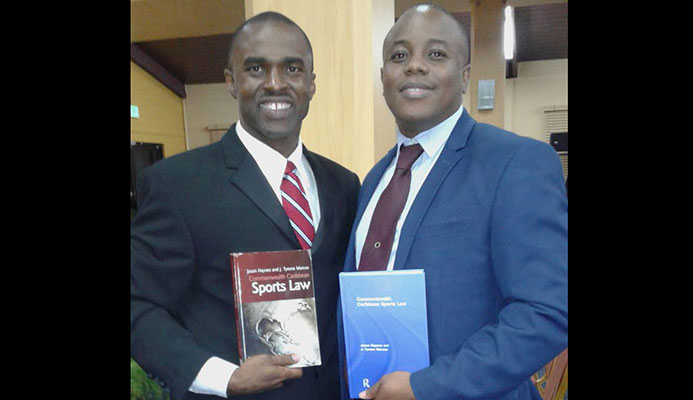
[260, 102, 292, 111]
[400, 83, 433, 99]
[259, 101, 293, 119]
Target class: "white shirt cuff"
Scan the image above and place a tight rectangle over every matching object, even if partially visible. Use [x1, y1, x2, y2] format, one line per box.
[189, 356, 239, 398]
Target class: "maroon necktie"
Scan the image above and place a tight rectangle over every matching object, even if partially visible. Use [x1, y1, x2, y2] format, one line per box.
[359, 143, 423, 271]
[281, 161, 315, 249]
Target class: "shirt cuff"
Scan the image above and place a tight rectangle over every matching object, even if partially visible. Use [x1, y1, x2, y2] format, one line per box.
[189, 356, 239, 398]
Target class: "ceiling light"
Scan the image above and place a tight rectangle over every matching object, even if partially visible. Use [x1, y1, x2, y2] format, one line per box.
[504, 6, 515, 60]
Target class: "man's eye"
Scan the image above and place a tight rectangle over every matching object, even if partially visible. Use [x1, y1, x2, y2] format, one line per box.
[288, 66, 300, 73]
[391, 52, 406, 60]
[430, 51, 445, 58]
[247, 66, 262, 72]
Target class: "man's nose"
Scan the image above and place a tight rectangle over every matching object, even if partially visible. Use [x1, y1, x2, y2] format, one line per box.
[264, 67, 288, 91]
[405, 54, 429, 75]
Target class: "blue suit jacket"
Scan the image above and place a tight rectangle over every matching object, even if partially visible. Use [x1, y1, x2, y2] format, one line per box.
[337, 110, 568, 400]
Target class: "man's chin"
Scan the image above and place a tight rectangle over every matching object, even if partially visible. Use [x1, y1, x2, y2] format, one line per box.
[260, 126, 297, 141]
[394, 112, 434, 135]
[245, 119, 294, 139]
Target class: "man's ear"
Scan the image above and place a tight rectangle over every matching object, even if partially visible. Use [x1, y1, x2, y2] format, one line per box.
[308, 72, 316, 100]
[380, 67, 384, 94]
[461, 64, 471, 95]
[224, 68, 238, 99]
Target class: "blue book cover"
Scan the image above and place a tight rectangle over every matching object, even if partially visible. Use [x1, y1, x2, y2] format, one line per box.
[339, 269, 429, 398]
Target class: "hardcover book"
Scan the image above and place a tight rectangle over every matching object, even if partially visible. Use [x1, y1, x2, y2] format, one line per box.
[231, 249, 321, 368]
[339, 269, 429, 399]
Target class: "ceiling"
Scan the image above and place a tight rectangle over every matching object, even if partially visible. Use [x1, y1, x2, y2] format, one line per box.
[131, 0, 567, 87]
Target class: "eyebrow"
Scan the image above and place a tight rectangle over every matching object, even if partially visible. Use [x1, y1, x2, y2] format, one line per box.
[243, 56, 306, 66]
[427, 38, 448, 46]
[243, 57, 266, 66]
[284, 57, 306, 66]
[390, 38, 449, 47]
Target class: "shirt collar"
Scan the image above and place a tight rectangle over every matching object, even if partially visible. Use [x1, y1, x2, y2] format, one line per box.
[235, 121, 305, 189]
[396, 104, 464, 159]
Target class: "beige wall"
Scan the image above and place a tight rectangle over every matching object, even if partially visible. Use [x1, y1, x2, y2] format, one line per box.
[504, 59, 568, 142]
[183, 83, 239, 150]
[131, 61, 188, 157]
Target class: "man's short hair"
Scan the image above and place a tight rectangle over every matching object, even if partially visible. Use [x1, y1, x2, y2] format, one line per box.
[227, 11, 314, 72]
[395, 3, 470, 66]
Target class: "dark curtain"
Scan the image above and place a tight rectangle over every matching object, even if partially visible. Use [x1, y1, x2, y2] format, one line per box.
[131, 142, 164, 213]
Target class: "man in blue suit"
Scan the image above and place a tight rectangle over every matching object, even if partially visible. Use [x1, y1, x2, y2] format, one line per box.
[338, 4, 567, 400]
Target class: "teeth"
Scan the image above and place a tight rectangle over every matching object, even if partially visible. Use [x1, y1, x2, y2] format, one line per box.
[262, 102, 291, 110]
[402, 88, 430, 98]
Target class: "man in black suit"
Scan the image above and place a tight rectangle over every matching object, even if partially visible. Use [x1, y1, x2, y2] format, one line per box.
[131, 11, 360, 400]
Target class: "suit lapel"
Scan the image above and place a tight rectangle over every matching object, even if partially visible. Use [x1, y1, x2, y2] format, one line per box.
[394, 110, 476, 270]
[355, 147, 398, 233]
[221, 125, 299, 246]
[304, 147, 330, 252]
[343, 147, 397, 272]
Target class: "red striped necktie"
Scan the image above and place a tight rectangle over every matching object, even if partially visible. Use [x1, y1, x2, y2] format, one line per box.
[281, 161, 315, 249]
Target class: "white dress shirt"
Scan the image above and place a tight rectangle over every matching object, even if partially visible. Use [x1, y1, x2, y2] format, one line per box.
[355, 104, 464, 271]
[188, 121, 320, 398]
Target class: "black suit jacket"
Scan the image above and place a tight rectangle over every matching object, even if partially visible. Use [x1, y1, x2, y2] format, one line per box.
[131, 125, 360, 400]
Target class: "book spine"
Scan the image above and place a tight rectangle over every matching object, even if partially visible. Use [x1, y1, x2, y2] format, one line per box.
[231, 255, 245, 362]
[339, 282, 353, 393]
